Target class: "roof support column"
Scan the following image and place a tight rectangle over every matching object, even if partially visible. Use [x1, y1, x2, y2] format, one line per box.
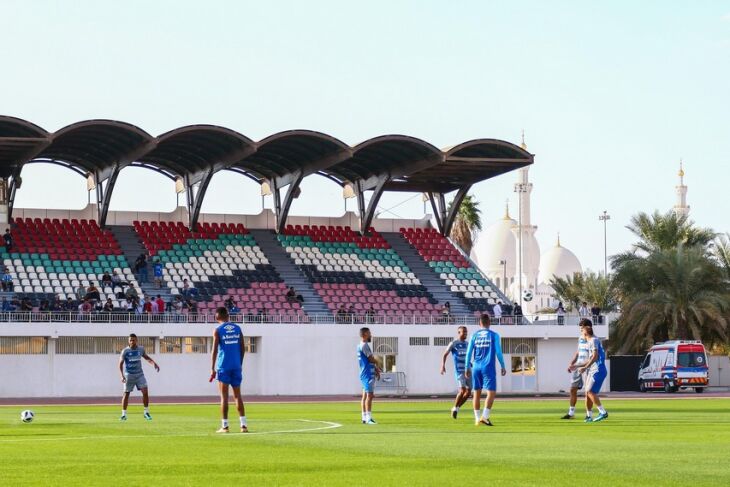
[275, 170, 303, 234]
[356, 175, 389, 235]
[428, 185, 471, 236]
[188, 168, 215, 231]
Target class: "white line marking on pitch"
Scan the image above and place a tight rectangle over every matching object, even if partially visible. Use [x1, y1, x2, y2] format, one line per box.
[0, 419, 342, 443]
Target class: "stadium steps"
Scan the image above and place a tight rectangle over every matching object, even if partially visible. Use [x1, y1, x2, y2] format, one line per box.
[381, 232, 471, 315]
[249, 229, 330, 316]
[109, 226, 173, 302]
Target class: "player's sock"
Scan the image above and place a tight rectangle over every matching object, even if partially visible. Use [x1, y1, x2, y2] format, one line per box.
[121, 410, 127, 417]
[144, 407, 149, 414]
[597, 406, 606, 415]
[586, 410, 593, 419]
[222, 419, 229, 429]
[482, 407, 491, 419]
[473, 410, 480, 421]
[568, 406, 576, 416]
[365, 412, 371, 421]
[454, 406, 460, 412]
[361, 412, 366, 422]
[240, 416, 247, 427]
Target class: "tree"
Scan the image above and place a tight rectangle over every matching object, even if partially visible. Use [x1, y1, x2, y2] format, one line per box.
[613, 245, 729, 353]
[449, 194, 482, 255]
[550, 272, 617, 312]
[610, 211, 729, 353]
[711, 233, 730, 282]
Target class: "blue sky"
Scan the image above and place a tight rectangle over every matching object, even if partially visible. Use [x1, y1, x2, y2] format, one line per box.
[1, 0, 729, 272]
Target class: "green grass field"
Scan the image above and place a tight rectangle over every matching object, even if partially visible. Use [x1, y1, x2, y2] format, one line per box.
[1, 398, 728, 486]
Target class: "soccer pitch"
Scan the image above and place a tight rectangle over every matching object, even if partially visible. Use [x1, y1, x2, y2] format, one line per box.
[1, 398, 728, 486]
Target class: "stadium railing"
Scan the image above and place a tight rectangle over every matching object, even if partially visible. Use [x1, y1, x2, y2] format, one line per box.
[0, 311, 607, 325]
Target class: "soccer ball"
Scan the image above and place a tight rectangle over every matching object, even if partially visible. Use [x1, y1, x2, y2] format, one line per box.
[20, 410, 34, 423]
[522, 289, 534, 302]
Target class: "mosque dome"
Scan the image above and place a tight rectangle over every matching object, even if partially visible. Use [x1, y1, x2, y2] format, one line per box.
[471, 204, 516, 277]
[538, 236, 582, 285]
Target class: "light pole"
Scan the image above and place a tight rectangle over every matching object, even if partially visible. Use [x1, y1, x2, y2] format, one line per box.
[599, 210, 611, 276]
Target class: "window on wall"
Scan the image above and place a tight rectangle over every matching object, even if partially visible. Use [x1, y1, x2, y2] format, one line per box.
[409, 337, 430, 346]
[433, 337, 452, 347]
[244, 337, 259, 354]
[373, 337, 398, 373]
[56, 336, 153, 354]
[0, 337, 47, 354]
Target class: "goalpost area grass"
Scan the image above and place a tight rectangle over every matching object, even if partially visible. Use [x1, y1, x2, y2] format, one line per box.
[0, 398, 727, 486]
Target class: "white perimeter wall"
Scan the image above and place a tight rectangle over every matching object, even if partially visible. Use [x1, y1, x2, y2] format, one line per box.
[0, 322, 608, 398]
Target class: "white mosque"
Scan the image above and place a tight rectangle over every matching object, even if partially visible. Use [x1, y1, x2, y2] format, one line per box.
[471, 138, 689, 314]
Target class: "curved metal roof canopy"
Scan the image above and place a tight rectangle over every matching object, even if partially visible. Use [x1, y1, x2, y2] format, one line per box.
[0, 116, 533, 235]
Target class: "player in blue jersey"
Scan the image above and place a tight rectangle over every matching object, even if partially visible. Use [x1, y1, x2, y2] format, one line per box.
[119, 333, 160, 421]
[440, 326, 471, 419]
[576, 319, 608, 422]
[210, 307, 248, 433]
[464, 314, 506, 426]
[561, 329, 591, 419]
[358, 327, 381, 424]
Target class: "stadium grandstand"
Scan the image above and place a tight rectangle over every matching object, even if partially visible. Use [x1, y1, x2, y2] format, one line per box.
[0, 116, 532, 324]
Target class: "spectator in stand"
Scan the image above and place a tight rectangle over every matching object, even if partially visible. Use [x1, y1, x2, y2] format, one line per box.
[103, 298, 114, 312]
[1, 297, 15, 311]
[502, 302, 513, 325]
[591, 302, 602, 324]
[579, 301, 589, 318]
[119, 298, 130, 312]
[39, 299, 50, 312]
[21, 297, 33, 311]
[224, 295, 235, 311]
[441, 302, 452, 323]
[181, 278, 191, 297]
[64, 297, 75, 312]
[286, 286, 304, 304]
[135, 254, 148, 283]
[134, 298, 144, 315]
[1, 267, 13, 292]
[155, 295, 165, 314]
[85, 284, 101, 302]
[143, 297, 153, 314]
[336, 304, 347, 323]
[493, 301, 503, 323]
[347, 304, 357, 323]
[257, 307, 268, 323]
[81, 299, 93, 314]
[101, 271, 112, 288]
[513, 304, 523, 325]
[76, 284, 87, 302]
[3, 228, 12, 253]
[172, 296, 183, 316]
[153, 259, 163, 289]
[556, 301, 566, 325]
[364, 305, 376, 324]
[187, 298, 198, 314]
[50, 296, 63, 312]
[125, 285, 139, 301]
[111, 271, 127, 294]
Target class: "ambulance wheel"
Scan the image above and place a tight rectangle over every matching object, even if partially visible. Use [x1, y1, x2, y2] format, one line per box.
[663, 380, 675, 393]
[695, 387, 704, 394]
[638, 381, 646, 393]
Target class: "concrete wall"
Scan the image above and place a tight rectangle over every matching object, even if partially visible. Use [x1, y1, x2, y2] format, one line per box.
[708, 355, 730, 387]
[0, 321, 608, 398]
[12, 205, 431, 232]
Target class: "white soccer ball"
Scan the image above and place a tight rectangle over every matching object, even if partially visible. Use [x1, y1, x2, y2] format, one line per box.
[522, 289, 534, 302]
[21, 410, 34, 423]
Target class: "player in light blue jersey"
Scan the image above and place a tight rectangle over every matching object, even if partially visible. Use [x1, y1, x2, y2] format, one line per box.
[210, 307, 248, 433]
[464, 314, 506, 426]
[358, 327, 381, 424]
[562, 330, 591, 419]
[118, 333, 160, 421]
[440, 326, 471, 419]
[576, 319, 608, 422]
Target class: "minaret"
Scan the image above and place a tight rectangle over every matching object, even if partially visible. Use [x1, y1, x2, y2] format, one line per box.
[511, 131, 539, 298]
[673, 159, 689, 217]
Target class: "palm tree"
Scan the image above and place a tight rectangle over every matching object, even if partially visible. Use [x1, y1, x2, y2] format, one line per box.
[550, 271, 617, 313]
[614, 244, 729, 353]
[449, 194, 482, 255]
[711, 233, 730, 281]
[624, 211, 715, 254]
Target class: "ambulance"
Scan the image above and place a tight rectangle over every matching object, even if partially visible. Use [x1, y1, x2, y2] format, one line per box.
[638, 341, 709, 393]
